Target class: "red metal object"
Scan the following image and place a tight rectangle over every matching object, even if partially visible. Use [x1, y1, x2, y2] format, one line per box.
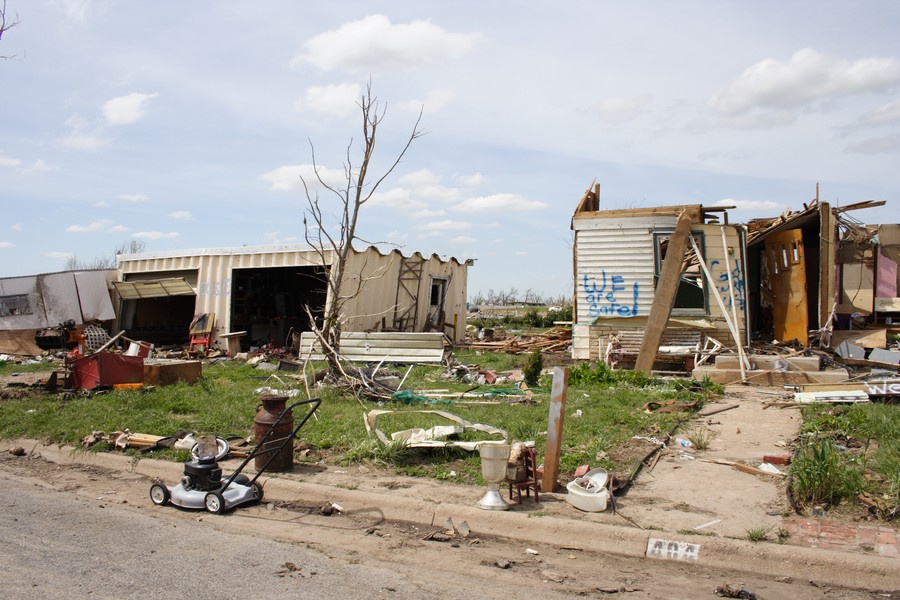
[253, 396, 294, 472]
[69, 353, 144, 390]
[508, 446, 540, 504]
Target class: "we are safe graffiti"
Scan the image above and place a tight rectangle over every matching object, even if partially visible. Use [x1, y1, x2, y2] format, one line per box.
[582, 273, 639, 317]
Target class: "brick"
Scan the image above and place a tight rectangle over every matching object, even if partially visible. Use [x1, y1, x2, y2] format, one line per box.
[856, 528, 878, 545]
[876, 530, 898, 546]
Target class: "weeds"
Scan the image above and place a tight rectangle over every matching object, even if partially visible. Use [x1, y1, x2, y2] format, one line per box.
[686, 428, 715, 451]
[791, 439, 866, 506]
[746, 526, 772, 542]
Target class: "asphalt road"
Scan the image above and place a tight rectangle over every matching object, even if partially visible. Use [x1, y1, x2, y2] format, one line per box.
[0, 476, 459, 600]
[0, 454, 890, 600]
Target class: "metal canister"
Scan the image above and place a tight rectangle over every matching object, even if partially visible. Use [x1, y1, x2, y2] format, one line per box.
[253, 395, 294, 472]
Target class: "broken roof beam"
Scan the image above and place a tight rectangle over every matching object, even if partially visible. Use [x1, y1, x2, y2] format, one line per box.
[833, 200, 886, 214]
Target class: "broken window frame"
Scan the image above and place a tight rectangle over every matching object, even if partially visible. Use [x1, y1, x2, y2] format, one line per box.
[652, 230, 708, 316]
[0, 294, 32, 317]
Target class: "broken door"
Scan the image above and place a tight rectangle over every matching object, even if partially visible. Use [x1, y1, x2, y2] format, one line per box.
[765, 229, 809, 345]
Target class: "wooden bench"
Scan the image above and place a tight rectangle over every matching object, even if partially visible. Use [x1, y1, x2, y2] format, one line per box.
[604, 328, 703, 371]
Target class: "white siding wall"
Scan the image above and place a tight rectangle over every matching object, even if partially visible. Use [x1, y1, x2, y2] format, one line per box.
[573, 216, 677, 324]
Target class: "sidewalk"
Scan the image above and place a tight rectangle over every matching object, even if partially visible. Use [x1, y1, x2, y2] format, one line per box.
[12, 438, 900, 593]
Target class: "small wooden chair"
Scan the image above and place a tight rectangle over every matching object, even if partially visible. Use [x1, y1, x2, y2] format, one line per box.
[508, 446, 539, 504]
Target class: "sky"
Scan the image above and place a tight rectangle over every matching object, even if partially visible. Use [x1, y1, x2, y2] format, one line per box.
[1, 1, 899, 299]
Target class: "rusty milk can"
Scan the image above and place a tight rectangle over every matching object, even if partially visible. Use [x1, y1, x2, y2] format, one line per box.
[253, 395, 294, 472]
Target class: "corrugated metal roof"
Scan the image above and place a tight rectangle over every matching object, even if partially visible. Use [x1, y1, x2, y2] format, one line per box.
[113, 278, 196, 299]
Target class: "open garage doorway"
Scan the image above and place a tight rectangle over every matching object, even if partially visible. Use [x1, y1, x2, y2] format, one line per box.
[115, 276, 198, 346]
[230, 266, 328, 350]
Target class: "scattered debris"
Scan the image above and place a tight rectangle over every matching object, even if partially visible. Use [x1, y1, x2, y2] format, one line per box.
[365, 409, 507, 450]
[8, 447, 26, 456]
[715, 583, 758, 599]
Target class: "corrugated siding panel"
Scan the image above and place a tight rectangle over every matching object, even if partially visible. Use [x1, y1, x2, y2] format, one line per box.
[575, 217, 675, 324]
[298, 331, 445, 363]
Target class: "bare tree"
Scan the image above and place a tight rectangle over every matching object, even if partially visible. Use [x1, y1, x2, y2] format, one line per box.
[0, 0, 20, 59]
[65, 239, 147, 271]
[301, 84, 424, 372]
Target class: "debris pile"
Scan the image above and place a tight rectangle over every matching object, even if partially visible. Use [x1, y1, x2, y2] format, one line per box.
[462, 326, 572, 354]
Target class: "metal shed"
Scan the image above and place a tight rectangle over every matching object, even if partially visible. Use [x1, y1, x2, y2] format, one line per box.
[116, 244, 472, 351]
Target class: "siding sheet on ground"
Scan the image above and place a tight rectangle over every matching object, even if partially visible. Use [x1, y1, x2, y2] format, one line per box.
[298, 331, 446, 363]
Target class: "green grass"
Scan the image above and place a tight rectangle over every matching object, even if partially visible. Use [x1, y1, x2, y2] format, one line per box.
[746, 525, 772, 542]
[0, 355, 716, 484]
[795, 402, 899, 508]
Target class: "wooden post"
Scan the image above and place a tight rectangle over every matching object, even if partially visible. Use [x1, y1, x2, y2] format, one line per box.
[635, 211, 693, 373]
[541, 366, 569, 493]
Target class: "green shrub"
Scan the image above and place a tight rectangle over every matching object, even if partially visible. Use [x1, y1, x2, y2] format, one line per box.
[523, 348, 543, 385]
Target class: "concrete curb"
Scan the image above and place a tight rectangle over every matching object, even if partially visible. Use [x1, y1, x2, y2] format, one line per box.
[15, 440, 900, 592]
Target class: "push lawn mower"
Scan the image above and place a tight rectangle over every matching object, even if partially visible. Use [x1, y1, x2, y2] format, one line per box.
[149, 398, 321, 514]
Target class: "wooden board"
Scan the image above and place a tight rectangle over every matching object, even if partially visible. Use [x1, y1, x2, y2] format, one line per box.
[299, 331, 446, 364]
[541, 367, 569, 493]
[636, 211, 693, 372]
[765, 229, 809, 345]
[874, 297, 900, 312]
[830, 329, 887, 349]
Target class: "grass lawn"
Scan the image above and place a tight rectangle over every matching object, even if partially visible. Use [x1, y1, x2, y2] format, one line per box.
[792, 401, 899, 519]
[0, 352, 720, 485]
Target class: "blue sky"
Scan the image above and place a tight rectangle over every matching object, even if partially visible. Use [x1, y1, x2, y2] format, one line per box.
[1, 1, 899, 298]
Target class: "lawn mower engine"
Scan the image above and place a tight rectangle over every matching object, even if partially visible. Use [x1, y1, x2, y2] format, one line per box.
[149, 437, 262, 514]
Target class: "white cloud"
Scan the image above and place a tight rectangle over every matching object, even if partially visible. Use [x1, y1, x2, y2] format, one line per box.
[457, 173, 483, 187]
[424, 220, 472, 232]
[855, 100, 900, 127]
[399, 89, 455, 114]
[11, 223, 23, 232]
[21, 159, 58, 174]
[844, 133, 900, 154]
[66, 219, 127, 233]
[713, 198, 788, 213]
[102, 93, 158, 125]
[449, 235, 476, 244]
[55, 0, 92, 24]
[399, 169, 441, 187]
[119, 193, 148, 202]
[260, 164, 346, 191]
[411, 208, 447, 219]
[0, 241, 14, 249]
[169, 210, 192, 220]
[58, 114, 109, 151]
[297, 83, 361, 118]
[452, 193, 547, 213]
[710, 48, 900, 115]
[368, 187, 425, 210]
[43, 251, 74, 259]
[0, 155, 22, 167]
[93, 201, 110, 208]
[133, 231, 180, 240]
[293, 15, 479, 72]
[592, 95, 651, 121]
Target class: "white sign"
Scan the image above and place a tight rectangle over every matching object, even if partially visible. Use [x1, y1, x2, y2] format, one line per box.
[646, 538, 700, 561]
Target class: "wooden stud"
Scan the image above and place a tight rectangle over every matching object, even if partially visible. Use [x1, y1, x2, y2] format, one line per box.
[541, 367, 569, 493]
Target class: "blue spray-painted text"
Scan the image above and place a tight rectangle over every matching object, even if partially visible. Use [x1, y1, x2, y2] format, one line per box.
[583, 273, 640, 317]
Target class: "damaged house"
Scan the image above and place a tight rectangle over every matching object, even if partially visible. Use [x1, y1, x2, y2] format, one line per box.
[115, 244, 472, 352]
[571, 183, 747, 368]
[571, 181, 894, 374]
[0, 270, 118, 355]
